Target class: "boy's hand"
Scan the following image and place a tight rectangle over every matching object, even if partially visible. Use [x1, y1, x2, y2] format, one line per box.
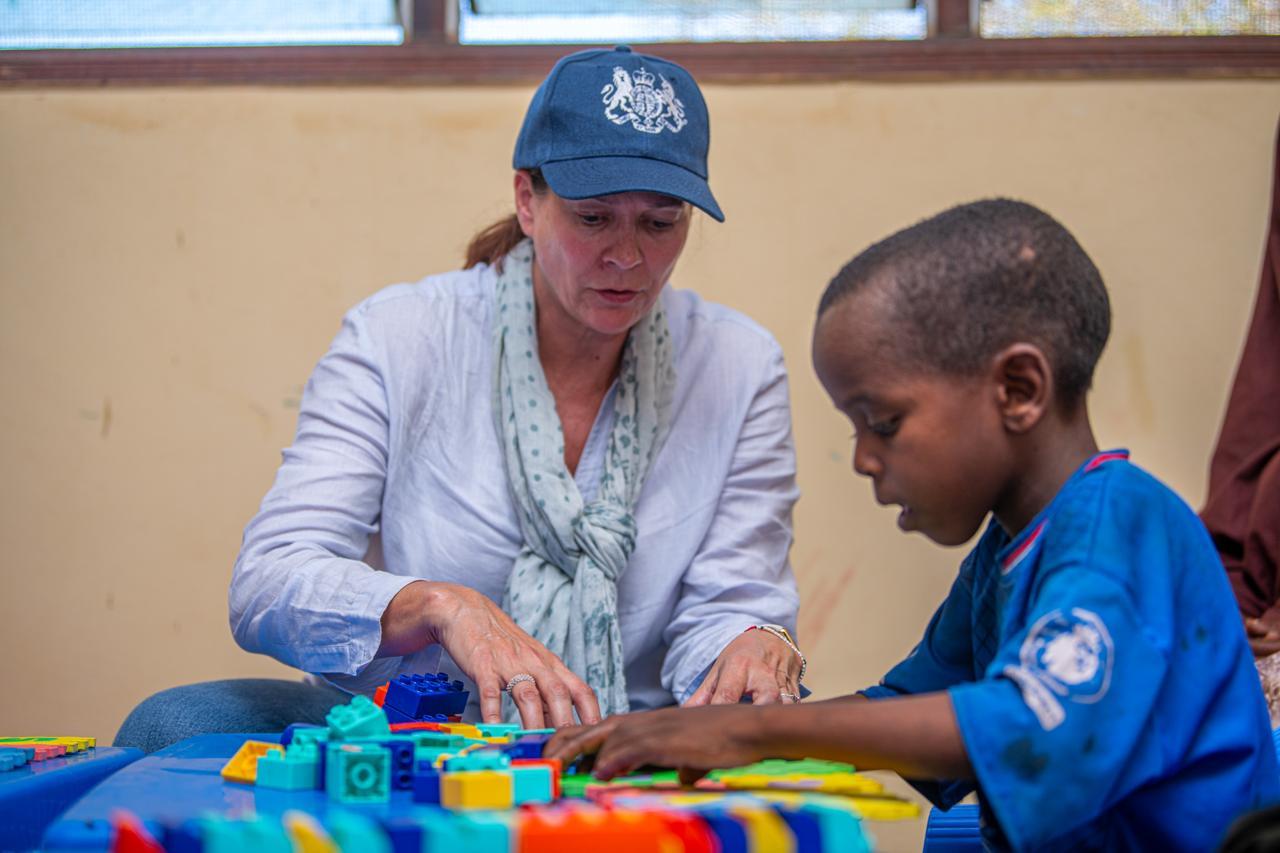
[545, 705, 766, 783]
[685, 629, 802, 707]
[1245, 616, 1280, 658]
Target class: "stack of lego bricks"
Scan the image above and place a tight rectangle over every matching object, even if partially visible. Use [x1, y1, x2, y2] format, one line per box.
[0, 736, 95, 771]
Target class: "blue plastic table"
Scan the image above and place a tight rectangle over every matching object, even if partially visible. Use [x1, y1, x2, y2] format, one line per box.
[0, 746, 142, 851]
[43, 733, 472, 850]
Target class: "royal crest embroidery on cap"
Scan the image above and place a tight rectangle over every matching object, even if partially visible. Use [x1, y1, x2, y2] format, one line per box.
[601, 66, 687, 135]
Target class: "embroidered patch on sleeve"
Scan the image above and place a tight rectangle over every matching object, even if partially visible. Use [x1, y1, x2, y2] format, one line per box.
[1002, 608, 1115, 731]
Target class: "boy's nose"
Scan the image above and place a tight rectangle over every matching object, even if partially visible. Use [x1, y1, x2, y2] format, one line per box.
[852, 441, 881, 479]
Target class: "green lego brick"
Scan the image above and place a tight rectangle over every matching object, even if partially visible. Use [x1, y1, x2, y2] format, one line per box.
[711, 758, 855, 779]
[325, 695, 391, 741]
[560, 772, 593, 798]
[325, 743, 391, 803]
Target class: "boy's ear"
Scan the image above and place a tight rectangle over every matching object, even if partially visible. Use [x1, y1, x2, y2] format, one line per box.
[991, 343, 1052, 434]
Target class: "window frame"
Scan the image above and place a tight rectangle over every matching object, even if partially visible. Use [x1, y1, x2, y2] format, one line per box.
[2, 0, 1277, 86]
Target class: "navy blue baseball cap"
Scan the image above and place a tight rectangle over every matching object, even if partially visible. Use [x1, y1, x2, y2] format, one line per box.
[513, 45, 724, 222]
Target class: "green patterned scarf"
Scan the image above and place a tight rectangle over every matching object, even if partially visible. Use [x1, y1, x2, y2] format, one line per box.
[492, 239, 675, 719]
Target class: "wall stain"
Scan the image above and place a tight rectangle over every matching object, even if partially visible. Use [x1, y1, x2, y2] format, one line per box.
[105, 592, 115, 611]
[175, 228, 186, 249]
[101, 397, 112, 439]
[61, 104, 162, 134]
[797, 555, 856, 648]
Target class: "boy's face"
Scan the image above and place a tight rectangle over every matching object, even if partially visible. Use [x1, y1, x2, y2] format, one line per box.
[813, 289, 1014, 547]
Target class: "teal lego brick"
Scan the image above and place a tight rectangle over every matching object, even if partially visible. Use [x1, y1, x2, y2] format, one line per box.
[256, 745, 320, 791]
[326, 811, 392, 853]
[476, 723, 521, 738]
[408, 731, 468, 750]
[453, 811, 514, 853]
[325, 743, 392, 804]
[325, 695, 391, 741]
[199, 815, 293, 853]
[443, 750, 511, 772]
[511, 764, 554, 805]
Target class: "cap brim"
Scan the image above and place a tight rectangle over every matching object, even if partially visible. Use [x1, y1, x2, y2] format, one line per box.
[540, 157, 724, 222]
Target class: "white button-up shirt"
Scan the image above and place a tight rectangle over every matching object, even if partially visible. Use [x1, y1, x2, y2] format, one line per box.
[230, 263, 800, 713]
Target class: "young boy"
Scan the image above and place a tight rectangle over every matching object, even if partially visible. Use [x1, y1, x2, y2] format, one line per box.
[548, 200, 1280, 850]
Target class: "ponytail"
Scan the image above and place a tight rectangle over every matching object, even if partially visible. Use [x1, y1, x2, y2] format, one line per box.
[463, 169, 547, 271]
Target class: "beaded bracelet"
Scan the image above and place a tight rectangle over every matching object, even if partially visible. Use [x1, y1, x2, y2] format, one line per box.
[747, 624, 807, 683]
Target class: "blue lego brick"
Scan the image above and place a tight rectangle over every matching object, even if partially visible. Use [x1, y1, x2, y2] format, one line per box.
[511, 764, 554, 805]
[384, 673, 469, 719]
[0, 745, 34, 766]
[700, 813, 749, 853]
[0, 753, 21, 772]
[379, 817, 424, 853]
[41, 818, 115, 850]
[504, 733, 551, 760]
[379, 739, 415, 790]
[325, 743, 391, 804]
[161, 819, 206, 853]
[383, 704, 452, 726]
[778, 808, 823, 853]
[326, 694, 390, 741]
[411, 762, 442, 804]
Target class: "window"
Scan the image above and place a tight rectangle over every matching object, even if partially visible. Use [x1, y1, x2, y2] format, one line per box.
[981, 0, 1280, 38]
[0, 0, 404, 50]
[457, 0, 927, 45]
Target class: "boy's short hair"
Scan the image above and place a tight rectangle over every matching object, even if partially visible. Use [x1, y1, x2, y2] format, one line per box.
[818, 199, 1111, 407]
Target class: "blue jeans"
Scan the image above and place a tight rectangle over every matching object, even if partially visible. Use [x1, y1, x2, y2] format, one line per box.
[113, 679, 349, 754]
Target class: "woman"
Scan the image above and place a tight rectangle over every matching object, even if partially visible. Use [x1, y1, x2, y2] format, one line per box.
[117, 46, 803, 750]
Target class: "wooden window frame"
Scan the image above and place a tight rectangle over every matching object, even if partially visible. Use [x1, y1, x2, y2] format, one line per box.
[2, 0, 1277, 86]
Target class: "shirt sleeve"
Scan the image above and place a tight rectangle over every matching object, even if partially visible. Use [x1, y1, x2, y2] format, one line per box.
[658, 342, 801, 702]
[228, 306, 417, 676]
[948, 565, 1167, 850]
[860, 551, 982, 807]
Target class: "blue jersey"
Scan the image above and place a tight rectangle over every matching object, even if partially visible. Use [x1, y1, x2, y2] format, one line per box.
[863, 451, 1280, 850]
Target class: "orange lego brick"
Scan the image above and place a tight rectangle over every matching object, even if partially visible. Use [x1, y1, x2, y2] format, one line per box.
[220, 740, 284, 784]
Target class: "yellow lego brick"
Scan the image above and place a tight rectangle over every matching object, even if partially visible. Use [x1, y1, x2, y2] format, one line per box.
[220, 740, 284, 784]
[846, 796, 922, 821]
[729, 807, 795, 853]
[438, 723, 483, 739]
[283, 810, 339, 853]
[440, 770, 514, 810]
[723, 771, 885, 796]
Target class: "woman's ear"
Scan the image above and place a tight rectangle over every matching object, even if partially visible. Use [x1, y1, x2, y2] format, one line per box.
[992, 343, 1052, 434]
[513, 170, 537, 237]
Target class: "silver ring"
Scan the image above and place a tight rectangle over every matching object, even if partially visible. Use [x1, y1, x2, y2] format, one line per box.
[504, 673, 536, 693]
[780, 692, 801, 702]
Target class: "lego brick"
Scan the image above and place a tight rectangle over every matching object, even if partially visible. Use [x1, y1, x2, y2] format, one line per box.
[378, 817, 423, 853]
[108, 811, 164, 853]
[325, 695, 390, 741]
[440, 769, 514, 810]
[453, 811, 514, 853]
[504, 732, 552, 760]
[373, 682, 389, 707]
[0, 736, 94, 753]
[199, 816, 294, 853]
[388, 720, 446, 733]
[511, 764, 554, 805]
[382, 703, 448, 726]
[256, 745, 320, 791]
[219, 740, 283, 784]
[0, 745, 35, 764]
[476, 722, 521, 738]
[384, 673, 469, 719]
[326, 811, 391, 853]
[436, 722, 483, 739]
[282, 811, 338, 853]
[513, 757, 562, 798]
[325, 743, 391, 803]
[411, 762, 442, 804]
[443, 750, 510, 772]
[280, 723, 322, 748]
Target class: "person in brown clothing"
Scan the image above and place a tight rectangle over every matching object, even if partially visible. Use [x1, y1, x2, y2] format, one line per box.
[1201, 122, 1280, 659]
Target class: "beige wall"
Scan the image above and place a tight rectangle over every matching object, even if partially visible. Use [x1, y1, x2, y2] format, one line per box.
[1, 80, 1277, 748]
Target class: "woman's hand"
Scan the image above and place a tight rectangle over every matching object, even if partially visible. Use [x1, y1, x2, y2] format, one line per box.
[1245, 616, 1280, 658]
[379, 581, 601, 729]
[684, 628, 802, 707]
[546, 704, 766, 783]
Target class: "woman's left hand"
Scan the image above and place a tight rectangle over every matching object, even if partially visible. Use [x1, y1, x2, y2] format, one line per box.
[684, 628, 801, 707]
[546, 704, 766, 783]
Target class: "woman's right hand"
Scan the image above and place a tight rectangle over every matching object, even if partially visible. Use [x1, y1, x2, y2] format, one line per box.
[378, 580, 602, 729]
